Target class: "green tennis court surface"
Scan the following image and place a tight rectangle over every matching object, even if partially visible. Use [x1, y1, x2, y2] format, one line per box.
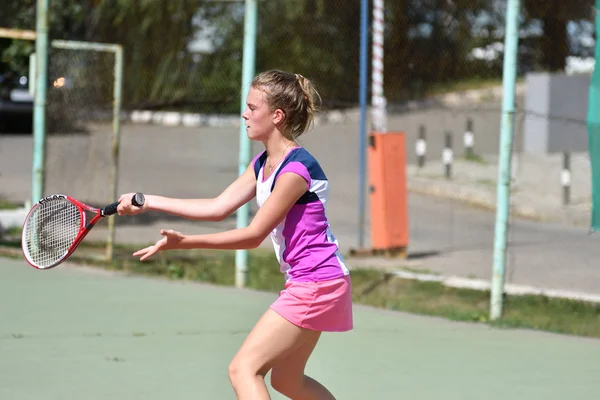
[1, 257, 599, 399]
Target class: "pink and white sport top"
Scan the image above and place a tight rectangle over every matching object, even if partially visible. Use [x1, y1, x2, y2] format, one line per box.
[253, 147, 350, 283]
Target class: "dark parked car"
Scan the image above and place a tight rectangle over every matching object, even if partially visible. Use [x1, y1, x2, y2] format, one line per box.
[0, 70, 33, 133]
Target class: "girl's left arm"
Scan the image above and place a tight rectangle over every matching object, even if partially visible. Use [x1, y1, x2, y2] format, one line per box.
[133, 173, 307, 260]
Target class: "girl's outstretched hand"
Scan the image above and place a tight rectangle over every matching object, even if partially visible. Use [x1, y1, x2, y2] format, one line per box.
[133, 229, 185, 261]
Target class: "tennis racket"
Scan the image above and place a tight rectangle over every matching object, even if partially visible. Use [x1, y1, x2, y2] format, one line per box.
[21, 192, 145, 270]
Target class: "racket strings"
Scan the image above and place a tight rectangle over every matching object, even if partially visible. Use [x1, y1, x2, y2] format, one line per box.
[24, 199, 81, 268]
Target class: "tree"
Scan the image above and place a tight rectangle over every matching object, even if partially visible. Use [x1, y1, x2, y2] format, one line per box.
[386, 0, 497, 99]
[90, 0, 202, 108]
[523, 0, 594, 71]
[256, 0, 361, 107]
[0, 0, 89, 76]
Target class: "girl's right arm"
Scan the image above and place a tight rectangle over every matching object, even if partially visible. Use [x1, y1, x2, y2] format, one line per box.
[117, 163, 257, 221]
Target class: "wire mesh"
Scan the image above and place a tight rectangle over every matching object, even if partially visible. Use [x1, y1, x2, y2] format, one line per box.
[43, 47, 117, 205]
[0, 0, 598, 297]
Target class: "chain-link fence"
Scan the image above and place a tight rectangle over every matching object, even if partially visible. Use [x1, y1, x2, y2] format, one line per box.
[44, 45, 118, 200]
[0, 0, 598, 298]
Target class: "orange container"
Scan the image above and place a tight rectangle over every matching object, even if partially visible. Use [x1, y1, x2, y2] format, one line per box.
[368, 132, 409, 251]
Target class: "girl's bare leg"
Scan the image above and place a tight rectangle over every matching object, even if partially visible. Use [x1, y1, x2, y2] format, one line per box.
[228, 308, 322, 400]
[270, 332, 336, 399]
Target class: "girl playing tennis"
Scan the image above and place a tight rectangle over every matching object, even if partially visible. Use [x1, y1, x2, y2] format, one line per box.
[117, 69, 352, 400]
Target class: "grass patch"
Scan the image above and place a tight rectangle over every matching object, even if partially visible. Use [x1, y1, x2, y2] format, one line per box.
[350, 269, 600, 337]
[1, 226, 22, 237]
[1, 239, 599, 339]
[461, 153, 487, 164]
[394, 266, 441, 276]
[102, 246, 285, 292]
[0, 199, 21, 210]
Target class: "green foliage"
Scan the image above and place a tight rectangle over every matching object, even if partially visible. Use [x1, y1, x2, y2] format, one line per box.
[0, 40, 34, 76]
[0, 0, 594, 111]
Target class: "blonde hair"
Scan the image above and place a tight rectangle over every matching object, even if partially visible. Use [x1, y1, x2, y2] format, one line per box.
[251, 70, 321, 140]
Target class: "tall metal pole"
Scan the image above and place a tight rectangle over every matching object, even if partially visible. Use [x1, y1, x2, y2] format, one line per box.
[371, 0, 386, 133]
[588, 0, 600, 232]
[106, 45, 124, 262]
[490, 0, 521, 320]
[358, 0, 369, 249]
[235, 0, 258, 288]
[32, 0, 50, 204]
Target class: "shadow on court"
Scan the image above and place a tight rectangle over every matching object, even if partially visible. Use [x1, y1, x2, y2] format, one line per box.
[1, 257, 599, 400]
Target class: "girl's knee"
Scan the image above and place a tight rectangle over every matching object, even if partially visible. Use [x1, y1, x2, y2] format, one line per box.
[228, 357, 248, 380]
[228, 357, 247, 388]
[228, 356, 267, 387]
[227, 359, 239, 381]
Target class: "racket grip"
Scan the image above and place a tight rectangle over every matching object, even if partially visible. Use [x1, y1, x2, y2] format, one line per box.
[103, 193, 145, 216]
[103, 201, 120, 216]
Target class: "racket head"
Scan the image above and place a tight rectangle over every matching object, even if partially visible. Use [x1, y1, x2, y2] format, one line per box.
[21, 194, 86, 270]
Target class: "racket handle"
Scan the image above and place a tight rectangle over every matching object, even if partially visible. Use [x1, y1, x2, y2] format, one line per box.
[103, 201, 120, 216]
[102, 193, 145, 216]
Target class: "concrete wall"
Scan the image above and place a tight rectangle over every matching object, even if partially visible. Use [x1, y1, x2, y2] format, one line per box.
[523, 72, 590, 154]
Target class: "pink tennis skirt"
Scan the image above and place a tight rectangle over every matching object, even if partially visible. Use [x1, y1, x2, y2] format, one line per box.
[270, 275, 353, 332]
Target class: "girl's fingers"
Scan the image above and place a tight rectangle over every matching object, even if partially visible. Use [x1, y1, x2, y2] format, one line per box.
[133, 246, 153, 257]
[139, 247, 157, 261]
[132, 230, 175, 260]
